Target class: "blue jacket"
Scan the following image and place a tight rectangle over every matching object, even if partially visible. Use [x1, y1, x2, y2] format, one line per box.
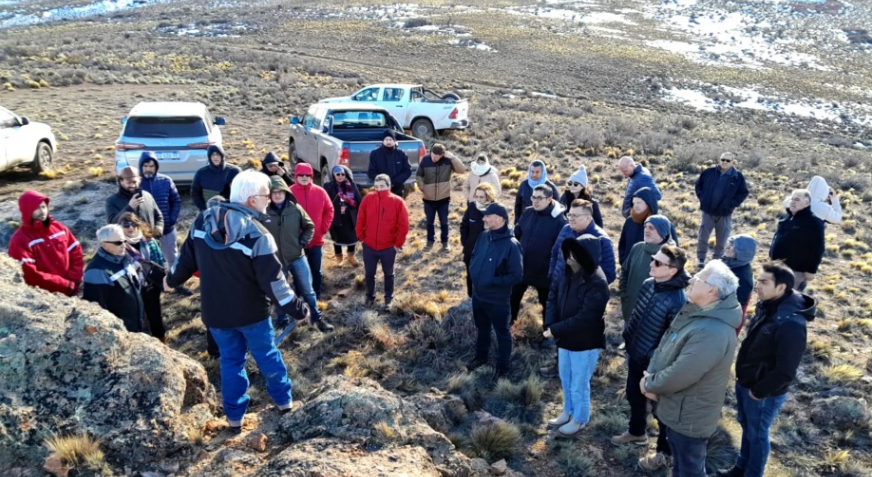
[622, 165, 661, 217]
[139, 153, 181, 231]
[549, 222, 616, 284]
[559, 190, 603, 228]
[469, 224, 523, 304]
[695, 166, 749, 217]
[514, 201, 567, 288]
[623, 272, 690, 363]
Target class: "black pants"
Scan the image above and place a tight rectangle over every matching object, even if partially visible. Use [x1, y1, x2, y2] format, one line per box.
[333, 244, 356, 256]
[464, 257, 473, 297]
[363, 243, 397, 302]
[206, 328, 220, 357]
[627, 357, 670, 454]
[142, 285, 165, 340]
[509, 283, 549, 324]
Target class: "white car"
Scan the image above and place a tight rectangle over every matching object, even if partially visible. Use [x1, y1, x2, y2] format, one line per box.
[0, 106, 56, 175]
[320, 84, 469, 139]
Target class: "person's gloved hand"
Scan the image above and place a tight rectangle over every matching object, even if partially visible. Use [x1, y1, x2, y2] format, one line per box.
[288, 296, 311, 323]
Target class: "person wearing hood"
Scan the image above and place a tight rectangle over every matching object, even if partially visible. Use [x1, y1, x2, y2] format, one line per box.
[769, 189, 825, 291]
[368, 129, 411, 197]
[694, 152, 749, 268]
[83, 224, 147, 333]
[164, 170, 310, 434]
[324, 165, 363, 267]
[106, 166, 164, 237]
[618, 187, 658, 265]
[356, 174, 410, 308]
[118, 212, 167, 343]
[511, 184, 567, 324]
[548, 200, 616, 284]
[781, 175, 842, 224]
[717, 261, 817, 477]
[543, 234, 609, 437]
[720, 234, 757, 333]
[261, 151, 295, 188]
[138, 152, 190, 296]
[514, 160, 559, 225]
[612, 245, 690, 471]
[290, 164, 334, 320]
[461, 183, 497, 297]
[618, 156, 662, 219]
[8, 190, 84, 296]
[463, 154, 501, 203]
[641, 261, 742, 477]
[559, 165, 602, 228]
[191, 145, 241, 211]
[619, 215, 675, 322]
[467, 202, 523, 377]
[262, 176, 323, 330]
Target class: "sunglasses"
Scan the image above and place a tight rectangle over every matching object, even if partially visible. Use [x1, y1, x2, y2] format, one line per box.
[103, 240, 125, 246]
[652, 258, 668, 268]
[720, 159, 732, 163]
[334, 172, 346, 176]
[297, 174, 312, 178]
[122, 222, 138, 228]
[567, 181, 582, 187]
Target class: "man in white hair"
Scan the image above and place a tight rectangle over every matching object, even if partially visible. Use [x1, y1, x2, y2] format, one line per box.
[83, 224, 146, 333]
[165, 169, 310, 434]
[769, 189, 825, 291]
[640, 261, 742, 477]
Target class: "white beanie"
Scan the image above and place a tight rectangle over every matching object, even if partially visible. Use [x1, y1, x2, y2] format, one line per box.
[569, 166, 588, 187]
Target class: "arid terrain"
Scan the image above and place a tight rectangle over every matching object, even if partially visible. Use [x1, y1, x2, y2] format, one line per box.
[1, 0, 872, 476]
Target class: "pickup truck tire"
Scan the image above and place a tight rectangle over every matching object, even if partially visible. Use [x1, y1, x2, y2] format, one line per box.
[31, 141, 53, 174]
[411, 118, 436, 140]
[319, 162, 332, 187]
[441, 92, 461, 102]
[288, 141, 301, 164]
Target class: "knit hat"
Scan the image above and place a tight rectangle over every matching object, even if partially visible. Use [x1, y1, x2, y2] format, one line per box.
[382, 129, 397, 140]
[269, 175, 291, 193]
[294, 162, 314, 176]
[728, 234, 757, 266]
[262, 152, 282, 167]
[483, 203, 509, 221]
[568, 165, 588, 187]
[644, 215, 671, 241]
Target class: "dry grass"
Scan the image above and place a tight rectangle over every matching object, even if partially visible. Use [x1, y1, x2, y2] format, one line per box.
[823, 364, 864, 384]
[44, 433, 106, 471]
[469, 421, 521, 461]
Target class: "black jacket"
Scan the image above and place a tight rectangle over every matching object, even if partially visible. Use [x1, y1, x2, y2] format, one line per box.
[769, 207, 825, 273]
[730, 262, 754, 308]
[191, 145, 241, 211]
[545, 234, 609, 351]
[368, 145, 411, 196]
[166, 202, 308, 329]
[469, 224, 523, 304]
[559, 191, 603, 228]
[460, 203, 486, 263]
[623, 272, 690, 363]
[323, 168, 363, 246]
[514, 180, 559, 225]
[695, 166, 749, 216]
[514, 202, 568, 288]
[82, 248, 146, 333]
[106, 187, 164, 237]
[736, 290, 816, 397]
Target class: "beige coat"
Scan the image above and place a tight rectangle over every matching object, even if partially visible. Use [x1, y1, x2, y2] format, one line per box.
[463, 167, 502, 202]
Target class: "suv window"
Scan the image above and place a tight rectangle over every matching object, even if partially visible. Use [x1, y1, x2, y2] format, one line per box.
[124, 116, 207, 138]
[352, 87, 379, 102]
[382, 88, 403, 102]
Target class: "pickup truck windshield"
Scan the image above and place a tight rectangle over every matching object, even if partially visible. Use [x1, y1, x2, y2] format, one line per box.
[331, 111, 389, 129]
[125, 116, 208, 138]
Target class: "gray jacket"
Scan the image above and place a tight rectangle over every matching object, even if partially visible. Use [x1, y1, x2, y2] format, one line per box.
[106, 188, 164, 236]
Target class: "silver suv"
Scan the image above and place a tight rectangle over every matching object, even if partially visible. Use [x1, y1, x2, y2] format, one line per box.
[114, 102, 225, 185]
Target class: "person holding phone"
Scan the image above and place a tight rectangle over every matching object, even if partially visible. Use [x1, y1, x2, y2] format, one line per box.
[106, 166, 164, 237]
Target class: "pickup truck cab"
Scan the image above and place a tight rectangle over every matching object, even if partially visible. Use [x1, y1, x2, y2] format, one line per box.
[0, 106, 56, 175]
[320, 84, 469, 139]
[288, 103, 425, 189]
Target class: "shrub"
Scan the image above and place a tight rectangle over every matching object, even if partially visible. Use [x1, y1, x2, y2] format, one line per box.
[604, 117, 638, 147]
[557, 447, 596, 476]
[469, 421, 521, 461]
[569, 124, 604, 151]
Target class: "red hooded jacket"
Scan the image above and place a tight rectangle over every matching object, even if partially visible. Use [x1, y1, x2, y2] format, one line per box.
[289, 163, 335, 248]
[8, 191, 84, 296]
[356, 189, 409, 251]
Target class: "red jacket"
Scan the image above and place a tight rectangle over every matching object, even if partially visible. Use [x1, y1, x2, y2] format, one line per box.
[8, 191, 84, 296]
[356, 190, 409, 251]
[290, 163, 334, 248]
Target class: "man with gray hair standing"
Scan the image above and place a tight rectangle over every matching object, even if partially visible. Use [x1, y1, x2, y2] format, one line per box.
[640, 261, 742, 477]
[769, 189, 825, 291]
[694, 152, 749, 269]
[618, 156, 661, 219]
[83, 224, 146, 333]
[165, 170, 310, 434]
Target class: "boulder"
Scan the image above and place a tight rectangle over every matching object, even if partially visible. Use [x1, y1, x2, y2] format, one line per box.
[810, 396, 871, 431]
[408, 389, 469, 433]
[0, 255, 216, 472]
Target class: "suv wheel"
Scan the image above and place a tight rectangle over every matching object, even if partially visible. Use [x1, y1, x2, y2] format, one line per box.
[411, 119, 435, 141]
[31, 142, 53, 174]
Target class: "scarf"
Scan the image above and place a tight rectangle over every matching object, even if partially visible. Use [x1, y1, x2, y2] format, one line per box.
[475, 200, 490, 211]
[630, 207, 651, 224]
[721, 257, 744, 269]
[336, 180, 357, 208]
[125, 231, 144, 245]
[526, 161, 548, 188]
[471, 162, 491, 176]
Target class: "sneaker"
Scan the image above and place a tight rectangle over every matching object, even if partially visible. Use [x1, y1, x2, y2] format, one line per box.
[539, 364, 559, 379]
[315, 320, 335, 332]
[637, 452, 670, 471]
[547, 411, 571, 428]
[715, 466, 745, 477]
[610, 431, 648, 446]
[365, 298, 375, 308]
[424, 242, 435, 251]
[383, 299, 392, 310]
[174, 286, 194, 297]
[441, 243, 451, 252]
[466, 357, 487, 371]
[557, 418, 585, 437]
[617, 341, 626, 350]
[697, 261, 706, 269]
[347, 255, 360, 267]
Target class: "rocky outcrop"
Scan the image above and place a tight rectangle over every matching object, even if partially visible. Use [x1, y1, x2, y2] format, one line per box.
[274, 376, 473, 477]
[0, 255, 216, 473]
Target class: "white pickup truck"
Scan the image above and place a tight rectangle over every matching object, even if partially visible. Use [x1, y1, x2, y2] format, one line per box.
[320, 84, 469, 139]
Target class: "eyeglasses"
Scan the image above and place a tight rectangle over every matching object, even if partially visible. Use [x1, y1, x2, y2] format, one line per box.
[103, 240, 125, 246]
[121, 222, 138, 229]
[297, 174, 312, 178]
[531, 195, 547, 201]
[567, 213, 591, 219]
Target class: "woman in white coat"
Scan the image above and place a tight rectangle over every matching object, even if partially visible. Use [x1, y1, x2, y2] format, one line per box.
[783, 176, 842, 224]
[463, 154, 501, 203]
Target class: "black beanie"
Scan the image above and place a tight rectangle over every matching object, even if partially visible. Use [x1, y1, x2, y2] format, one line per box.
[382, 129, 397, 140]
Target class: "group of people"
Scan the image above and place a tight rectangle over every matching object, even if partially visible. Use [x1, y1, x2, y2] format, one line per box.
[8, 129, 843, 475]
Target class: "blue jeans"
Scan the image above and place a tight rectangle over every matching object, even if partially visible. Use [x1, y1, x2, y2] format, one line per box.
[558, 348, 599, 424]
[279, 256, 322, 324]
[667, 428, 708, 477]
[209, 318, 292, 425]
[299, 246, 323, 299]
[472, 297, 512, 372]
[423, 200, 450, 244]
[735, 384, 787, 477]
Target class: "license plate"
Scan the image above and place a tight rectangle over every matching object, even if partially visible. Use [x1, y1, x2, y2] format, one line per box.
[156, 151, 180, 161]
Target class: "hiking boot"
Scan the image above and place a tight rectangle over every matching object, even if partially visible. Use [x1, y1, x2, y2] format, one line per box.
[315, 320, 335, 332]
[466, 357, 488, 371]
[610, 431, 648, 446]
[424, 242, 435, 251]
[539, 364, 559, 379]
[441, 243, 451, 252]
[547, 411, 571, 428]
[174, 286, 194, 297]
[347, 255, 360, 267]
[637, 452, 671, 471]
[697, 260, 706, 269]
[334, 254, 344, 265]
[715, 466, 745, 477]
[557, 418, 585, 437]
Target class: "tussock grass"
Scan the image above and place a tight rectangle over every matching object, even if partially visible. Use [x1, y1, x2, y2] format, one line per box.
[823, 364, 863, 384]
[469, 421, 521, 461]
[557, 447, 596, 476]
[809, 339, 835, 361]
[44, 433, 106, 471]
